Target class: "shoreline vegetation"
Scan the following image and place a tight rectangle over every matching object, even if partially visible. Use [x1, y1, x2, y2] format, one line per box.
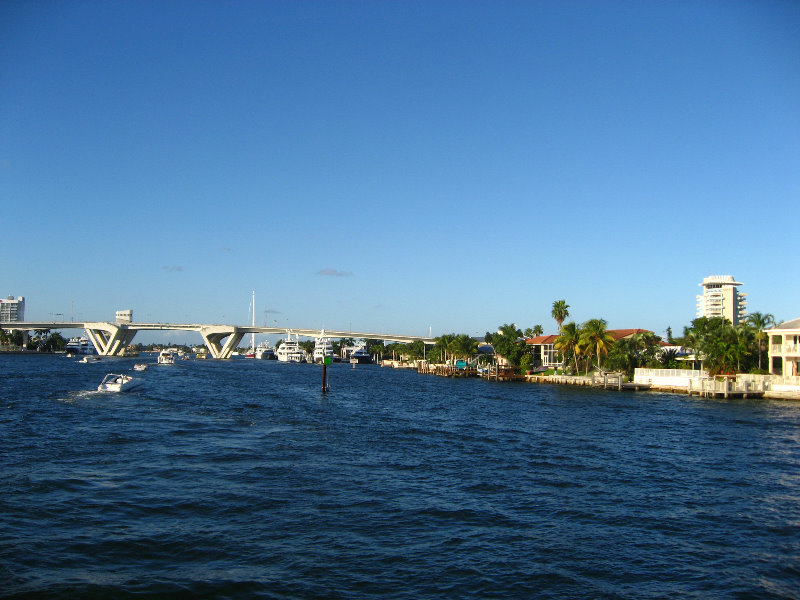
[4, 300, 797, 399]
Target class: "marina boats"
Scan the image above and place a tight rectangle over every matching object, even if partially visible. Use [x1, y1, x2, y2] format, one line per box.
[97, 373, 142, 393]
[255, 340, 276, 360]
[348, 343, 372, 364]
[313, 330, 334, 364]
[157, 350, 175, 365]
[276, 330, 305, 363]
[66, 336, 97, 355]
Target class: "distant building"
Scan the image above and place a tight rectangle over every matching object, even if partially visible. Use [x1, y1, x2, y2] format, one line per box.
[767, 318, 800, 377]
[696, 275, 747, 324]
[0, 296, 25, 322]
[116, 309, 133, 323]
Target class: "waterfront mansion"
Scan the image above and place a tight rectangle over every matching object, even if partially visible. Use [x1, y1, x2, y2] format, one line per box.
[768, 318, 800, 377]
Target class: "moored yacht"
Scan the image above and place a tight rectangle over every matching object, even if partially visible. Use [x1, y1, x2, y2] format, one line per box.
[255, 340, 276, 360]
[345, 342, 372, 364]
[276, 330, 305, 363]
[65, 335, 97, 355]
[312, 330, 335, 364]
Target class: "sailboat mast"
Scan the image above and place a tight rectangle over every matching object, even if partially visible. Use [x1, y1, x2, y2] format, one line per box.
[251, 290, 255, 352]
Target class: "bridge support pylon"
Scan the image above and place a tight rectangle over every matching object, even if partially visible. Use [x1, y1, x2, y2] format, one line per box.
[84, 322, 138, 356]
[199, 326, 244, 359]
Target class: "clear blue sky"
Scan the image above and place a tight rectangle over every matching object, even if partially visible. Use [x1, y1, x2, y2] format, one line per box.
[2, 1, 798, 343]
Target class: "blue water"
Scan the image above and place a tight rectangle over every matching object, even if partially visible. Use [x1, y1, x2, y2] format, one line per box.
[1, 354, 799, 599]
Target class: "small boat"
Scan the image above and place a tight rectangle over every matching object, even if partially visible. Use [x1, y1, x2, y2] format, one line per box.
[133, 363, 148, 371]
[79, 355, 101, 363]
[97, 373, 142, 393]
[255, 340, 276, 360]
[276, 330, 305, 363]
[313, 330, 334, 364]
[157, 350, 175, 365]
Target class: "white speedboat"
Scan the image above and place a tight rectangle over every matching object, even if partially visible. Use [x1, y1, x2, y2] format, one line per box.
[313, 330, 334, 364]
[133, 363, 148, 371]
[255, 340, 276, 360]
[97, 373, 142, 393]
[79, 355, 101, 363]
[276, 330, 305, 363]
[157, 350, 175, 365]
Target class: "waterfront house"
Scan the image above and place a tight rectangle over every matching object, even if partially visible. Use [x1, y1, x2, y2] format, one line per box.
[525, 329, 656, 370]
[767, 318, 800, 377]
[525, 335, 561, 368]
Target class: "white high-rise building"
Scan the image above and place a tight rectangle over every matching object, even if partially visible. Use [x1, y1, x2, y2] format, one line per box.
[0, 296, 25, 322]
[696, 276, 747, 324]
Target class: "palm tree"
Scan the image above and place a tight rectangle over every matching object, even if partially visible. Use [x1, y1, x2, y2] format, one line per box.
[434, 334, 456, 363]
[580, 318, 615, 372]
[523, 324, 545, 339]
[746, 312, 775, 370]
[554, 321, 581, 373]
[552, 300, 570, 331]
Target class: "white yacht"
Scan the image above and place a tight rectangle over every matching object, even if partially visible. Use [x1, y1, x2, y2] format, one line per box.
[157, 350, 175, 365]
[276, 330, 305, 363]
[255, 340, 276, 360]
[65, 335, 97, 355]
[313, 330, 334, 364]
[348, 343, 372, 364]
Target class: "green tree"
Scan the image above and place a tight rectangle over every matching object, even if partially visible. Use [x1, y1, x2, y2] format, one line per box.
[683, 317, 751, 375]
[659, 348, 679, 369]
[434, 334, 456, 363]
[551, 300, 570, 331]
[607, 331, 661, 378]
[366, 339, 386, 360]
[450, 334, 478, 359]
[579, 318, 615, 372]
[491, 324, 525, 367]
[746, 312, 776, 371]
[554, 321, 581, 374]
[391, 340, 426, 361]
[524, 325, 545, 338]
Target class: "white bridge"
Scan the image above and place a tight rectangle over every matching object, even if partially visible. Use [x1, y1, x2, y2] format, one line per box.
[2, 321, 435, 359]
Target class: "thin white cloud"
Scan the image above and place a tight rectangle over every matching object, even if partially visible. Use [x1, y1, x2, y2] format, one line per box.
[162, 265, 183, 272]
[317, 268, 353, 277]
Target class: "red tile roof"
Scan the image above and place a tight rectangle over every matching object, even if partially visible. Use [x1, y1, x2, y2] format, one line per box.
[525, 335, 559, 345]
[525, 329, 655, 344]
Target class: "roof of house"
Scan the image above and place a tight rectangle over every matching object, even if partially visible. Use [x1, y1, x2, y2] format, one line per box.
[772, 317, 800, 330]
[606, 328, 653, 340]
[525, 335, 559, 345]
[525, 329, 655, 345]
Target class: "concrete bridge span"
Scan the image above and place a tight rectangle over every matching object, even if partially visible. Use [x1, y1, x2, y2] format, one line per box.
[2, 321, 435, 359]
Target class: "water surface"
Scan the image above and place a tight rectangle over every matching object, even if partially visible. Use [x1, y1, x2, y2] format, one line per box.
[2, 354, 799, 598]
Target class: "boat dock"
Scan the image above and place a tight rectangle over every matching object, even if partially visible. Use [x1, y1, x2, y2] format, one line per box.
[401, 361, 774, 399]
